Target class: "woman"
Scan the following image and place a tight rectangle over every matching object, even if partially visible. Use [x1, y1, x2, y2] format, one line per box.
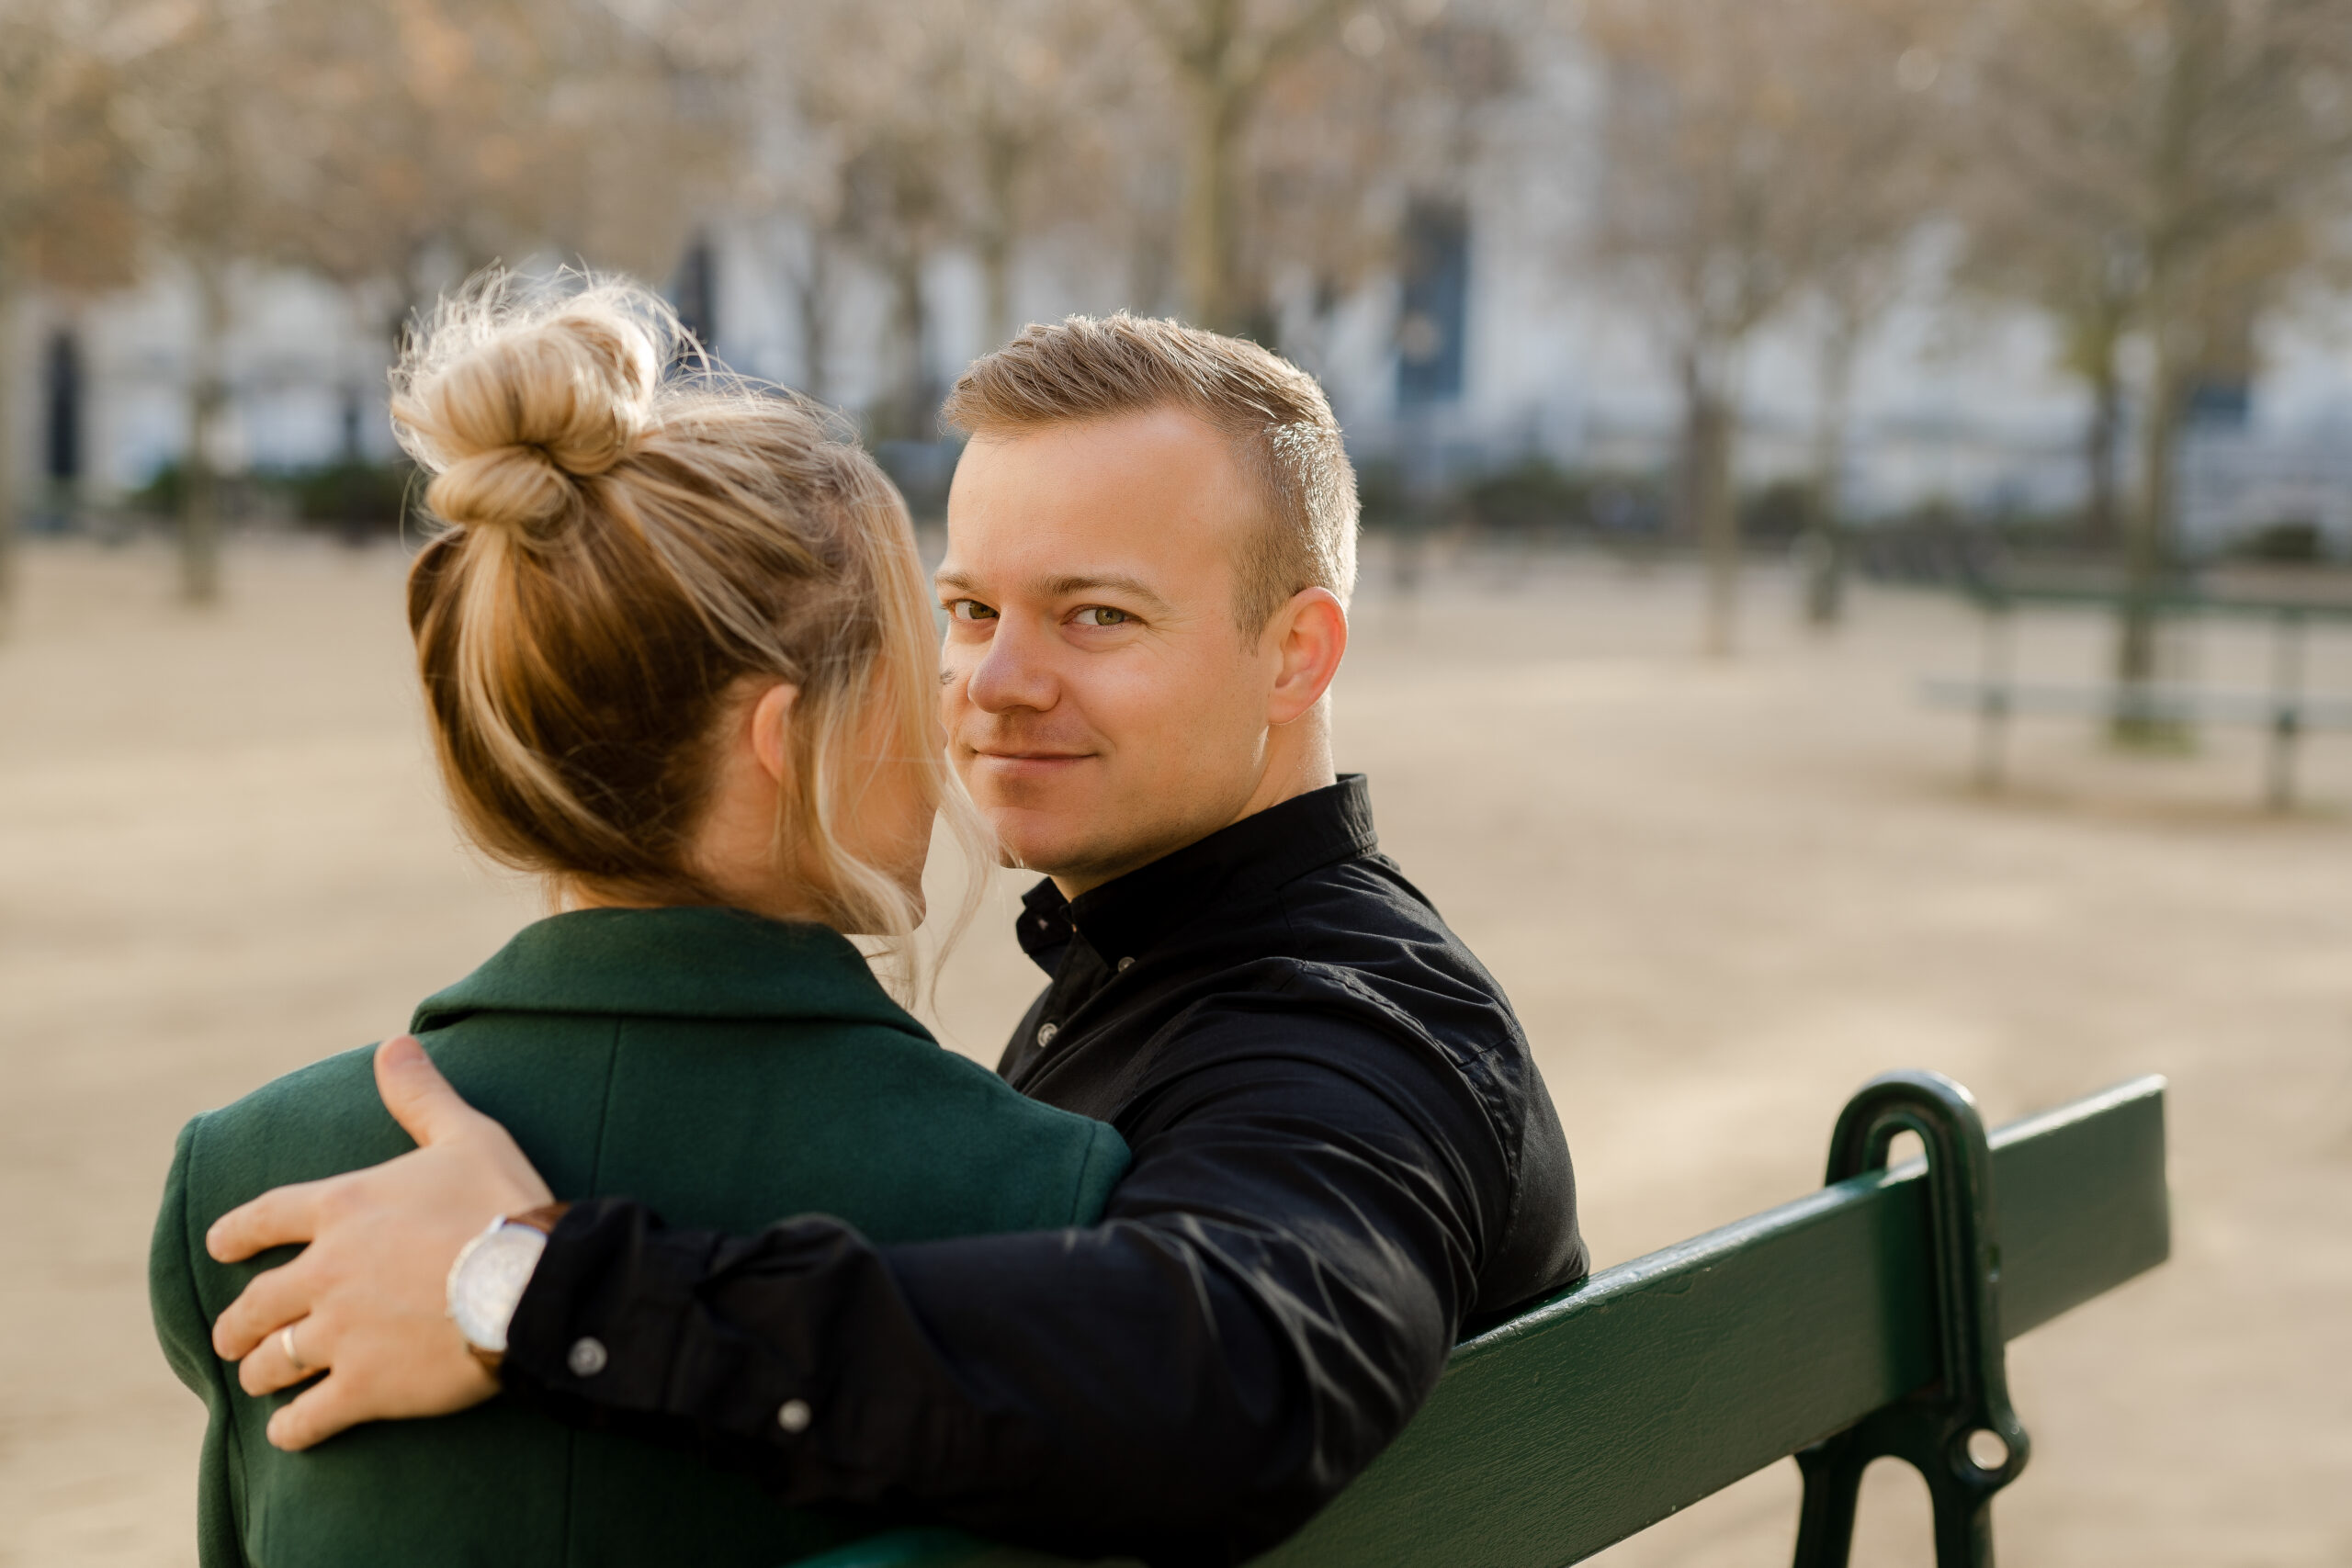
[149, 276, 1129, 1568]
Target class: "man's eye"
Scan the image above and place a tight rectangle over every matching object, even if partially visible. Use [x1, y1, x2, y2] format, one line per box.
[1071, 605, 1131, 627]
[948, 600, 999, 622]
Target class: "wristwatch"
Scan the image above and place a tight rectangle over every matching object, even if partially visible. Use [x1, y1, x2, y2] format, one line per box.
[446, 1202, 571, 1368]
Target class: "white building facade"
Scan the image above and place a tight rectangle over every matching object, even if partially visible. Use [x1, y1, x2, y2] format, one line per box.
[12, 100, 2352, 553]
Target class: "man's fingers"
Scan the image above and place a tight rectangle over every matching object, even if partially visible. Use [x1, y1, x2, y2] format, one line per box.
[211, 1250, 322, 1361]
[238, 1316, 327, 1398]
[374, 1035, 486, 1148]
[266, 1372, 368, 1452]
[206, 1179, 325, 1265]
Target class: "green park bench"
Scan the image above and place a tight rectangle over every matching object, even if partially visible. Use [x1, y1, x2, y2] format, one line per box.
[797, 1069, 2171, 1568]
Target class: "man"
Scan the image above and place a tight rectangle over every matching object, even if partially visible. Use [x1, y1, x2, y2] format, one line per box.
[203, 316, 1586, 1565]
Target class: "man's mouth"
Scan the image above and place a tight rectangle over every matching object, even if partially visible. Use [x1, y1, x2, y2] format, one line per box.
[964, 745, 1098, 780]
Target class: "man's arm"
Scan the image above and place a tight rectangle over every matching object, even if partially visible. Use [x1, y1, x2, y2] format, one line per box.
[210, 1015, 1517, 1566]
[498, 1032, 1499, 1564]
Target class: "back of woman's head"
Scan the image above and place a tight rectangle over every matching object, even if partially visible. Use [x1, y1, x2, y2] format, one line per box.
[392, 271, 958, 941]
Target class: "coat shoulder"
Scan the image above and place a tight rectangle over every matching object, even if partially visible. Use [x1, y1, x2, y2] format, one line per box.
[176, 1045, 414, 1216]
[779, 1023, 1132, 1230]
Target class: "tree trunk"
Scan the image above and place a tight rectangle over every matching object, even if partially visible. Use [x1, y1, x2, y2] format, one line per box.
[0, 250, 22, 637]
[181, 256, 231, 606]
[1698, 400, 1737, 659]
[978, 125, 1021, 350]
[2113, 327, 2185, 746]
[793, 232, 832, 405]
[885, 250, 931, 441]
[1681, 352, 1739, 657]
[1803, 317, 1859, 629]
[978, 228, 1014, 354]
[1178, 73, 1246, 333]
[2111, 2, 2210, 746]
[2084, 349, 2122, 554]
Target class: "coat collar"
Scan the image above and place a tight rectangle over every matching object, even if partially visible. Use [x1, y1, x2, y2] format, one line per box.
[412, 906, 924, 1037]
[1017, 774, 1382, 971]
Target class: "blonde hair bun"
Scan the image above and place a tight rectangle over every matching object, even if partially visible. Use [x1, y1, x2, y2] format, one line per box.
[394, 265, 987, 976]
[392, 272, 666, 535]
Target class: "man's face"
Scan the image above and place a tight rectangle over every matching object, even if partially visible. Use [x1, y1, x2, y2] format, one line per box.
[936, 407, 1285, 891]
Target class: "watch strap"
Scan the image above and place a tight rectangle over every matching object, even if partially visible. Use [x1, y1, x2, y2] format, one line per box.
[507, 1200, 573, 1236]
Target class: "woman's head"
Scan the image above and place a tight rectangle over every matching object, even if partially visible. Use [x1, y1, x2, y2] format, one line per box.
[393, 271, 967, 942]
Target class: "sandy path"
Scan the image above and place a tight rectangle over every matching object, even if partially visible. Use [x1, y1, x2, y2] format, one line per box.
[2, 537, 2346, 1566]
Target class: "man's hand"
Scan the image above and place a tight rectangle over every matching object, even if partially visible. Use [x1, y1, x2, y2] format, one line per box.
[206, 1034, 556, 1451]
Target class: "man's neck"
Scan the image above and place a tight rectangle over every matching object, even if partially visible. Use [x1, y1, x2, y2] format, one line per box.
[1230, 725, 1338, 830]
[1047, 716, 1336, 903]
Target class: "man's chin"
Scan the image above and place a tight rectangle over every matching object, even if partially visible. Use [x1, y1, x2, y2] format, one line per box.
[981, 809, 1097, 882]
[989, 829, 1076, 878]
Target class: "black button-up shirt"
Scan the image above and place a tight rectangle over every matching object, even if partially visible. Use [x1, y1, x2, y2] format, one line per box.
[503, 777, 1586, 1565]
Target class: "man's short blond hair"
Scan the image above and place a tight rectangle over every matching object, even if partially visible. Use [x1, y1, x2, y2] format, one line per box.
[942, 313, 1359, 635]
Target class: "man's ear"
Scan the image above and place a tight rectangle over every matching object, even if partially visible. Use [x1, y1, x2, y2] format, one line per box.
[748, 682, 801, 785]
[1267, 589, 1347, 727]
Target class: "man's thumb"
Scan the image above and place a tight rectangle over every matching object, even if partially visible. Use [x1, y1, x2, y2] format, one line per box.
[375, 1034, 476, 1145]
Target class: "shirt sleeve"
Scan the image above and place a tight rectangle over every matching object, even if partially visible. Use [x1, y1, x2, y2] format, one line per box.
[499, 1000, 1513, 1567]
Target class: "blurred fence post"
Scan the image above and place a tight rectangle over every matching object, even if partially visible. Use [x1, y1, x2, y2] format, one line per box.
[1974, 592, 2013, 794]
[2267, 610, 2308, 813]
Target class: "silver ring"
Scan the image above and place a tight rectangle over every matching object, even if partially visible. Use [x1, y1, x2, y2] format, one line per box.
[280, 1323, 310, 1374]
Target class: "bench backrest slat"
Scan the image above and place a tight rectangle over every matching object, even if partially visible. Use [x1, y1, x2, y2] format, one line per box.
[1257, 1075, 2168, 1567]
[799, 1076, 2170, 1568]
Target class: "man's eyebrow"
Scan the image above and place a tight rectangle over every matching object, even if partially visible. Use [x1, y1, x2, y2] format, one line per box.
[1043, 574, 1171, 614]
[933, 568, 1173, 615]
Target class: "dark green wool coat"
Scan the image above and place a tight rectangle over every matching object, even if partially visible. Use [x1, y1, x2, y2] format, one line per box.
[150, 907, 1130, 1568]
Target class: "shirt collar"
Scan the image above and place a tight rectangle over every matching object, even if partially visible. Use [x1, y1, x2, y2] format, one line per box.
[1015, 774, 1380, 970]
[412, 906, 922, 1036]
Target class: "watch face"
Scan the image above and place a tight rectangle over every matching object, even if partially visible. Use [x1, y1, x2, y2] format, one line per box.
[450, 1224, 548, 1355]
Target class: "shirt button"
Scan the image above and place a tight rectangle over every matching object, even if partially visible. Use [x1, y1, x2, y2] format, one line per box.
[567, 1337, 608, 1378]
[1116, 956, 1135, 972]
[1035, 1022, 1059, 1047]
[777, 1398, 812, 1433]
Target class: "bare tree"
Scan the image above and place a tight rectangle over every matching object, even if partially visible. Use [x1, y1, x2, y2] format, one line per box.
[1248, 0, 1522, 371]
[1584, 0, 1920, 655]
[947, 0, 1133, 347]
[114, 0, 301, 604]
[0, 0, 138, 629]
[755, 0, 1130, 433]
[116, 0, 722, 600]
[818, 6, 965, 439]
[1951, 108, 2144, 559]
[266, 0, 583, 333]
[703, 1, 876, 402]
[1788, 1, 1954, 628]
[529, 1, 734, 286]
[1962, 0, 2352, 735]
[1129, 0, 1355, 333]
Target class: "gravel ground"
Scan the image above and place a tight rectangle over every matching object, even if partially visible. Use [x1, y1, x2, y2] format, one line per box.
[3, 535, 2346, 1567]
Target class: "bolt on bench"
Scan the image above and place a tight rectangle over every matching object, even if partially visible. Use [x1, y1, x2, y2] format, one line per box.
[800, 1070, 2170, 1568]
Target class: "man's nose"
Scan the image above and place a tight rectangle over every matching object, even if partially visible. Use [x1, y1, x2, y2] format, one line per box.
[963, 617, 1059, 716]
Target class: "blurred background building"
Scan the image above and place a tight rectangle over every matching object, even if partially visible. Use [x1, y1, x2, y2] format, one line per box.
[6, 0, 2352, 615]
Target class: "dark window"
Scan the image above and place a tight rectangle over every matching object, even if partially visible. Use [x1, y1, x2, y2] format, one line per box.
[672, 237, 718, 356]
[1396, 201, 1468, 407]
[44, 331, 83, 483]
[2186, 378, 2250, 429]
